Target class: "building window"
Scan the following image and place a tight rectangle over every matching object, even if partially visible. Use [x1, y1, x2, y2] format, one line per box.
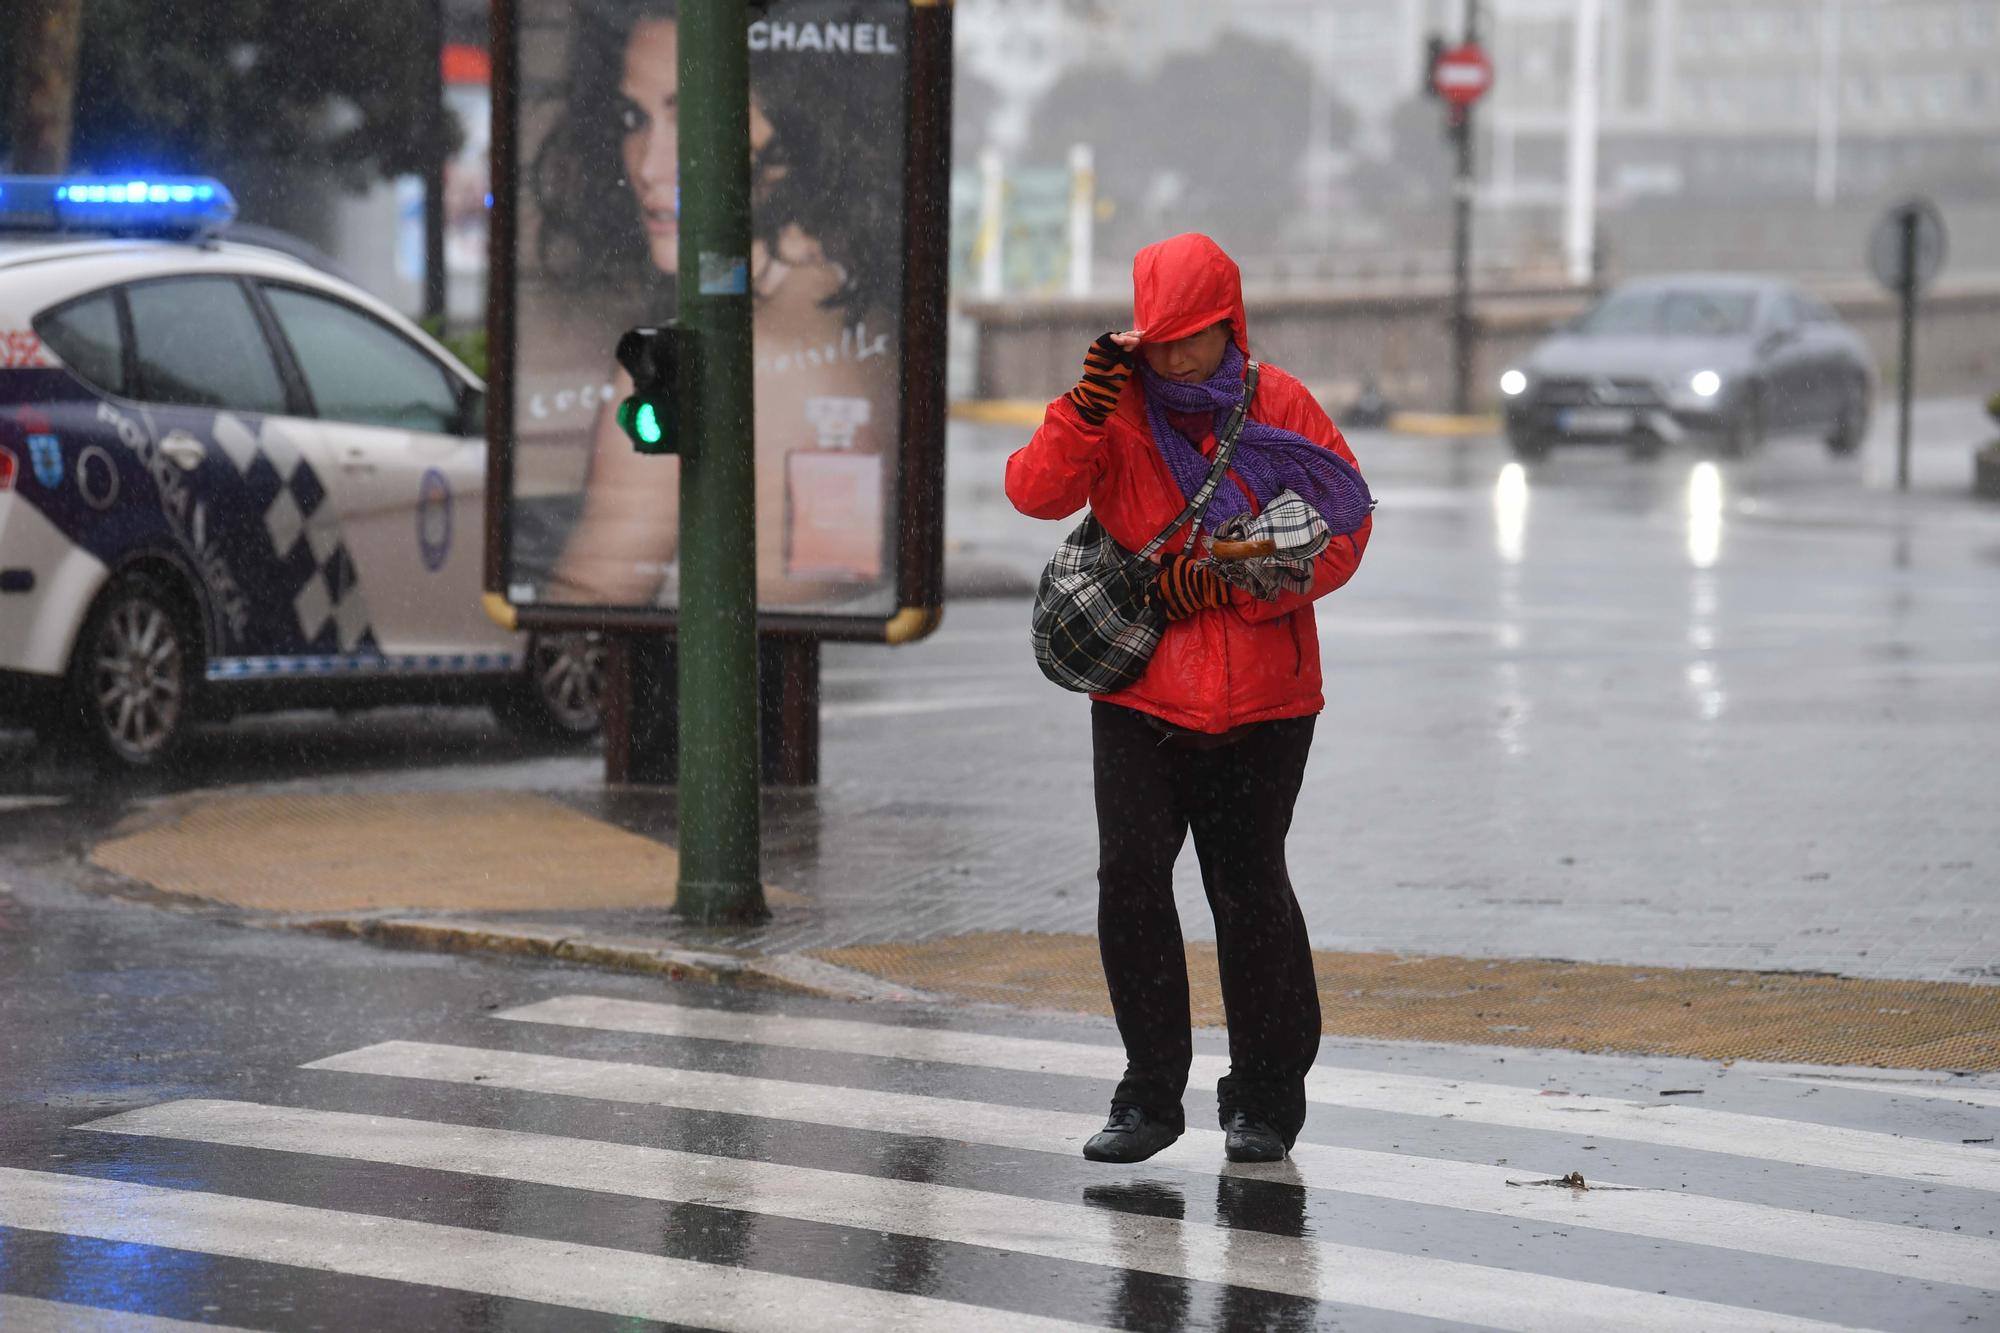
[1967, 1, 1997, 44]
[1926, 75, 1952, 118]
[1624, 0, 1654, 109]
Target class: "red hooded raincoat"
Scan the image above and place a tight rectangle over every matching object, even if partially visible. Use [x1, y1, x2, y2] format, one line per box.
[1005, 234, 1371, 733]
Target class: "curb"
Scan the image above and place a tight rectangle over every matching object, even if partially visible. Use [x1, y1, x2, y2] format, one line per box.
[1386, 411, 1501, 437]
[295, 915, 938, 1005]
[949, 399, 1045, 427]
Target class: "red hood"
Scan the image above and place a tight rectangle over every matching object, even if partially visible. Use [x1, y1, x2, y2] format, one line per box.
[1131, 233, 1249, 357]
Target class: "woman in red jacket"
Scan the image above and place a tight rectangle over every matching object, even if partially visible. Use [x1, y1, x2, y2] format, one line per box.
[1006, 233, 1373, 1164]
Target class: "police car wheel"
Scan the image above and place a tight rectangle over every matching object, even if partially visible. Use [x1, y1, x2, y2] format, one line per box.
[1825, 376, 1868, 456]
[68, 574, 198, 767]
[496, 632, 606, 739]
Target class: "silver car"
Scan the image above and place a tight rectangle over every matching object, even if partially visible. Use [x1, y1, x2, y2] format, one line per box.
[1499, 274, 1874, 461]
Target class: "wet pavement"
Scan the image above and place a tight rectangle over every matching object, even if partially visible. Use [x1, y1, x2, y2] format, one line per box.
[8, 397, 1993, 981]
[1, 868, 1997, 1330]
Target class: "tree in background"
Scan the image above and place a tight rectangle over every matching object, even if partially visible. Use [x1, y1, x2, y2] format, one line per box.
[1349, 94, 1456, 211]
[1, 0, 457, 185]
[8, 0, 85, 173]
[1021, 30, 1313, 260]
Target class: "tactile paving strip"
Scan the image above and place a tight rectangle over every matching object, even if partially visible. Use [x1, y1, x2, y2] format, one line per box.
[91, 791, 689, 914]
[811, 932, 2000, 1070]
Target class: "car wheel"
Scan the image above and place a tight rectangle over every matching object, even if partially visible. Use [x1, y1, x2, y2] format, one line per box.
[1716, 388, 1764, 459]
[1826, 376, 1868, 456]
[1508, 433, 1551, 462]
[1627, 432, 1665, 461]
[496, 631, 607, 740]
[66, 573, 199, 768]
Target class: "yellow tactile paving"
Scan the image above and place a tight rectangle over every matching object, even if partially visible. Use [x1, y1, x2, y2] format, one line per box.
[90, 791, 793, 914]
[810, 932, 2000, 1070]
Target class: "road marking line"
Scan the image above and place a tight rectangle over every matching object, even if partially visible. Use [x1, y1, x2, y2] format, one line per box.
[0, 796, 68, 813]
[83, 1099, 1855, 1333]
[1774, 1076, 2000, 1109]
[0, 1294, 253, 1333]
[498, 995, 2000, 1192]
[305, 1040, 1999, 1287]
[0, 1167, 1097, 1333]
[820, 694, 1039, 722]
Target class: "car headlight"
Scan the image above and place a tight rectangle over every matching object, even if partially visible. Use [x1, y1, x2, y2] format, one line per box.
[1689, 370, 1722, 398]
[1500, 369, 1528, 397]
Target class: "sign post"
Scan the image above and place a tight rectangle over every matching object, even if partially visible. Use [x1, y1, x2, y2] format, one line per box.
[674, 0, 763, 923]
[1868, 198, 1946, 493]
[1431, 23, 1491, 417]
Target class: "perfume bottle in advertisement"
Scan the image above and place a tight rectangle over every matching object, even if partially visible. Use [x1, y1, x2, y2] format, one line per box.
[785, 395, 884, 582]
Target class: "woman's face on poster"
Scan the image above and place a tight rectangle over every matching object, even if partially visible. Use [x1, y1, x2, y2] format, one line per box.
[618, 17, 777, 276]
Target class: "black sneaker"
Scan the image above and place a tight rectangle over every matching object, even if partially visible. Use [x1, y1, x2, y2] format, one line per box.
[1083, 1102, 1184, 1163]
[1221, 1109, 1287, 1163]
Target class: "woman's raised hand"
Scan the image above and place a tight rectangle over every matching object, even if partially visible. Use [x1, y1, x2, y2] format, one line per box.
[1066, 331, 1142, 427]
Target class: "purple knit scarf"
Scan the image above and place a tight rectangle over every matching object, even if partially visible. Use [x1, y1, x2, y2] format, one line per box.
[1139, 341, 1374, 535]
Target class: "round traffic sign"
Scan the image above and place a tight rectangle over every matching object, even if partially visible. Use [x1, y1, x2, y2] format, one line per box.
[1432, 43, 1493, 107]
[1868, 198, 1947, 294]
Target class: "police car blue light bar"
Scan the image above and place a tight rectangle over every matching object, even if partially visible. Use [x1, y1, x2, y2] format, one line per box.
[0, 175, 236, 239]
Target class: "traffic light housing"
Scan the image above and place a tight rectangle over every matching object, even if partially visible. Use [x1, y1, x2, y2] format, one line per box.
[614, 324, 686, 455]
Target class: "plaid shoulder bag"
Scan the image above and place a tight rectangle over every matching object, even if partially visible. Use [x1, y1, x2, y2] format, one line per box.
[1030, 361, 1261, 694]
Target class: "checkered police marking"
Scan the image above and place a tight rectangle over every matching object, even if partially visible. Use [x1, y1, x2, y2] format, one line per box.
[212, 413, 377, 654]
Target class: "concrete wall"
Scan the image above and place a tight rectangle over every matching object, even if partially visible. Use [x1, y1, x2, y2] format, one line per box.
[962, 281, 2000, 412]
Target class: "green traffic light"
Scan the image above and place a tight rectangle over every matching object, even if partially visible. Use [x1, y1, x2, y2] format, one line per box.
[618, 395, 671, 453]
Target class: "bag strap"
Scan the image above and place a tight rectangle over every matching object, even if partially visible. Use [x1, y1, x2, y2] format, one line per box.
[1135, 360, 1261, 561]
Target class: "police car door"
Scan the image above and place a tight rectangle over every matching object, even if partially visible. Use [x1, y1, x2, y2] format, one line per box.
[119, 274, 341, 661]
[255, 282, 508, 664]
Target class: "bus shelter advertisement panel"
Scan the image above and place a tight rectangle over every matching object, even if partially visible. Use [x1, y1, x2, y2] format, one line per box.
[507, 1, 908, 621]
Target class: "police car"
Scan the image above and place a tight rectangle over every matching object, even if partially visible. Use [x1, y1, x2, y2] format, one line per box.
[0, 175, 604, 766]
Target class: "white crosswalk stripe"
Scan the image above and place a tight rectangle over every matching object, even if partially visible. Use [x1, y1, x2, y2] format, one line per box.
[5, 990, 1996, 1331]
[78, 1099, 1850, 1333]
[0, 1168, 1098, 1333]
[306, 1036, 2000, 1288]
[497, 994, 2000, 1190]
[1773, 1075, 2000, 1109]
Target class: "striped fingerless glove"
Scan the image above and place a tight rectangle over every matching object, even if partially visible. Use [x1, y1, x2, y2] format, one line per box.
[1153, 554, 1231, 621]
[1064, 332, 1135, 427]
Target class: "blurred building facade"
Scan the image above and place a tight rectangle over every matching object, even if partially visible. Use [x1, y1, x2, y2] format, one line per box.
[954, 0, 2000, 289]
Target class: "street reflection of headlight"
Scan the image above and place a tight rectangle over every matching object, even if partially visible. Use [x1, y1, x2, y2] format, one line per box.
[1500, 369, 1528, 397]
[1687, 460, 1723, 569]
[1690, 370, 1722, 398]
[1494, 461, 1529, 564]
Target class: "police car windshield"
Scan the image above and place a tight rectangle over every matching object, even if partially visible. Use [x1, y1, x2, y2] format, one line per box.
[1577, 288, 1757, 338]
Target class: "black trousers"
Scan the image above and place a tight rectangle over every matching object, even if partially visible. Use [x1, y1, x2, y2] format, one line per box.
[1091, 700, 1321, 1145]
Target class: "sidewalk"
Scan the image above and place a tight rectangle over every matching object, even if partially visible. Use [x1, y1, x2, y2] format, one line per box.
[85, 780, 2000, 1070]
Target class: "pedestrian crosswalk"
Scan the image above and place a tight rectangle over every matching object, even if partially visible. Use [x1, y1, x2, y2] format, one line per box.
[2, 989, 1996, 1331]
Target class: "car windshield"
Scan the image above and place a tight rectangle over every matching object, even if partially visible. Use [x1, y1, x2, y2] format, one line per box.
[1576, 288, 1758, 338]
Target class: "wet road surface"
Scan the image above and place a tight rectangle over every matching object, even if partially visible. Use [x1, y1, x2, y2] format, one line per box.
[2, 872, 1997, 1330]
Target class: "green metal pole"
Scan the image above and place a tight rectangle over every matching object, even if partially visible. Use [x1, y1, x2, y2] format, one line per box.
[675, 0, 766, 922]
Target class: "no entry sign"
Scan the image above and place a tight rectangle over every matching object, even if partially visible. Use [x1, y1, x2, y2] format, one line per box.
[1432, 43, 1493, 107]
